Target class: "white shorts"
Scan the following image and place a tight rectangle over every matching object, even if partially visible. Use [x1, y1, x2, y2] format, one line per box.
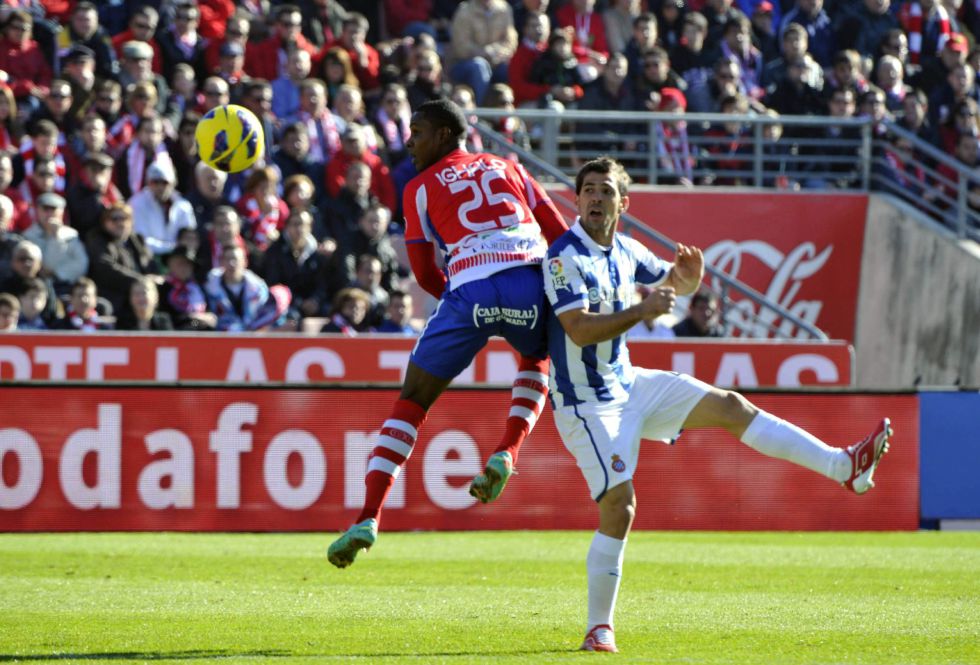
[553, 368, 712, 501]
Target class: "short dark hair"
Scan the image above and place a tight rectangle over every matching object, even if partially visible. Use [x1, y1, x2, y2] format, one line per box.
[416, 99, 468, 142]
[72, 276, 96, 294]
[0, 292, 19, 311]
[575, 157, 632, 196]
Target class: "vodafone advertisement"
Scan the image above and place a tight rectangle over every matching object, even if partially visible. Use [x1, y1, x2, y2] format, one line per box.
[0, 387, 917, 532]
[0, 333, 852, 387]
[547, 190, 868, 342]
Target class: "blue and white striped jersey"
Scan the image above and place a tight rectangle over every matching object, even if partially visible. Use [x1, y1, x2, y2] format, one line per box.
[544, 221, 672, 408]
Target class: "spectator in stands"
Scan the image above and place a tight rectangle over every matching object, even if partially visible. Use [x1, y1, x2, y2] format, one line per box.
[117, 41, 174, 122]
[822, 49, 869, 104]
[167, 112, 201, 194]
[761, 23, 823, 94]
[915, 31, 968, 95]
[115, 276, 173, 331]
[879, 29, 912, 75]
[804, 87, 862, 189]
[350, 254, 389, 329]
[12, 155, 60, 233]
[26, 79, 75, 138]
[167, 63, 200, 119]
[556, 0, 610, 67]
[450, 85, 486, 152]
[765, 56, 823, 115]
[319, 47, 360, 106]
[214, 42, 248, 97]
[622, 13, 659, 80]
[701, 0, 747, 54]
[337, 202, 403, 292]
[53, 276, 111, 331]
[930, 62, 979, 127]
[0, 193, 22, 278]
[199, 76, 230, 113]
[509, 12, 551, 109]
[1, 239, 57, 321]
[323, 13, 381, 93]
[332, 84, 381, 152]
[580, 53, 636, 135]
[205, 13, 251, 75]
[879, 132, 929, 199]
[633, 46, 687, 110]
[712, 15, 764, 99]
[750, 2, 779, 63]
[406, 47, 452, 110]
[325, 124, 396, 212]
[108, 83, 154, 157]
[529, 29, 587, 110]
[0, 10, 52, 109]
[272, 48, 311, 121]
[836, 0, 900, 60]
[898, 0, 953, 69]
[66, 152, 121, 240]
[283, 174, 325, 240]
[91, 80, 123, 145]
[1, 156, 25, 234]
[111, 6, 162, 72]
[779, 0, 835, 68]
[239, 79, 278, 161]
[60, 45, 98, 131]
[130, 160, 197, 257]
[117, 115, 174, 200]
[16, 277, 50, 330]
[272, 122, 323, 188]
[301, 0, 348, 49]
[939, 98, 980, 152]
[672, 290, 724, 337]
[375, 288, 418, 334]
[205, 243, 291, 332]
[158, 245, 216, 330]
[687, 56, 742, 112]
[262, 209, 331, 319]
[320, 286, 371, 335]
[22, 192, 87, 295]
[157, 2, 209, 82]
[57, 2, 117, 82]
[936, 130, 980, 211]
[186, 161, 228, 231]
[325, 160, 376, 247]
[899, 88, 938, 145]
[85, 202, 159, 315]
[16, 118, 65, 190]
[245, 4, 318, 83]
[372, 83, 412, 166]
[64, 109, 107, 185]
[702, 93, 753, 186]
[654, 88, 696, 186]
[877, 55, 911, 112]
[0, 292, 19, 331]
[671, 12, 711, 78]
[199, 205, 255, 279]
[604, 0, 642, 56]
[448, 0, 519, 105]
[291, 78, 346, 165]
[0, 84, 20, 154]
[237, 165, 288, 253]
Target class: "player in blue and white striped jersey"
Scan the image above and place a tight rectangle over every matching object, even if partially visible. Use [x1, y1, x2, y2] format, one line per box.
[544, 157, 892, 654]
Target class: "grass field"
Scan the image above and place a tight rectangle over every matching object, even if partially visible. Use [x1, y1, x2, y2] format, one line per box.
[1, 531, 979, 664]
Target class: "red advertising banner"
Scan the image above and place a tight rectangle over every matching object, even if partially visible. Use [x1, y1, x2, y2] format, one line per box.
[0, 387, 917, 532]
[547, 189, 868, 342]
[0, 333, 853, 387]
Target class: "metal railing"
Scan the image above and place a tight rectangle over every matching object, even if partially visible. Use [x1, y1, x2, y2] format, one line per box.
[473, 120, 830, 341]
[471, 108, 980, 242]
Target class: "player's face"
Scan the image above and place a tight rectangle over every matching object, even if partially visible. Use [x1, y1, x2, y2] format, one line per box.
[407, 114, 448, 171]
[576, 172, 628, 239]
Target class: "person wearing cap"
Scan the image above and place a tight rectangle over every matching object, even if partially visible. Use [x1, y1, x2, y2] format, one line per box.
[204, 14, 250, 75]
[61, 44, 98, 125]
[737, 0, 781, 38]
[914, 32, 970, 95]
[0, 10, 53, 105]
[749, 0, 779, 63]
[55, 2, 118, 82]
[215, 40, 248, 92]
[22, 191, 88, 293]
[111, 7, 163, 74]
[66, 151, 121, 240]
[654, 87, 696, 186]
[128, 159, 197, 257]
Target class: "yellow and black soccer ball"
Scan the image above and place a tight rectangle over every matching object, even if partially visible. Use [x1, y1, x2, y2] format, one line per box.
[195, 104, 264, 173]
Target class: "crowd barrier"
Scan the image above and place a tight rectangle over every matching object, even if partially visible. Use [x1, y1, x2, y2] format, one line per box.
[0, 385, 919, 532]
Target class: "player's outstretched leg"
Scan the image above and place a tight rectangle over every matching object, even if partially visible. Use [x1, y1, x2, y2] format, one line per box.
[842, 418, 892, 494]
[469, 356, 548, 503]
[327, 399, 427, 568]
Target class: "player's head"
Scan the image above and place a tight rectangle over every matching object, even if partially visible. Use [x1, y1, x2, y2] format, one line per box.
[407, 99, 468, 171]
[575, 157, 632, 197]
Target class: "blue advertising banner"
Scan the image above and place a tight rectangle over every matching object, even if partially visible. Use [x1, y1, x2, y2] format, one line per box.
[920, 392, 980, 520]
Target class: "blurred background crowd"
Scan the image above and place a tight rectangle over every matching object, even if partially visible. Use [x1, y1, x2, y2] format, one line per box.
[0, 0, 976, 338]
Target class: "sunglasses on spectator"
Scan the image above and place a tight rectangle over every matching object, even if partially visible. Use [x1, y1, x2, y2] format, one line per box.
[39, 204, 59, 211]
[49, 92, 71, 99]
[176, 13, 197, 21]
[133, 21, 155, 30]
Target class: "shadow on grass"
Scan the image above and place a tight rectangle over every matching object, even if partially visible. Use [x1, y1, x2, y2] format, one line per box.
[0, 651, 290, 661]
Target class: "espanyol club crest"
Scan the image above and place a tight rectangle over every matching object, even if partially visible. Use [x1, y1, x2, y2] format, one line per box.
[611, 454, 626, 473]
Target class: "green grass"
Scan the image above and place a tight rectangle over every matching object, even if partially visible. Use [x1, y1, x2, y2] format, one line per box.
[1, 532, 979, 664]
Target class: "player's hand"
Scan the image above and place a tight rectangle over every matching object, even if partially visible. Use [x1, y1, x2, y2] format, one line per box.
[672, 243, 704, 292]
[638, 286, 675, 320]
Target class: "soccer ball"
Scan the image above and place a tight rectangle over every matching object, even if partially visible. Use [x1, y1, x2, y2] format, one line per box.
[195, 104, 264, 173]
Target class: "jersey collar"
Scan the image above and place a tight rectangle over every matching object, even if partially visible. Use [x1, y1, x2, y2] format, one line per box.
[571, 217, 614, 253]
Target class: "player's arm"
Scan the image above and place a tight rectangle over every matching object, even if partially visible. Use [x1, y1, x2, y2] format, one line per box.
[521, 167, 569, 244]
[661, 243, 704, 296]
[557, 289, 676, 348]
[406, 241, 446, 299]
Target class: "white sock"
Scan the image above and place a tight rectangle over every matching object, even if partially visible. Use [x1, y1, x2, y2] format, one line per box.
[740, 411, 850, 482]
[586, 531, 627, 630]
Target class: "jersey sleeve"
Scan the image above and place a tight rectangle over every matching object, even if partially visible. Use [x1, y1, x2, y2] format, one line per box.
[401, 178, 431, 244]
[544, 252, 589, 315]
[515, 163, 569, 244]
[630, 238, 672, 287]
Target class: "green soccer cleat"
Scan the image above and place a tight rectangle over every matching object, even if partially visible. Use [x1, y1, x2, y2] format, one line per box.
[327, 518, 378, 569]
[469, 451, 516, 504]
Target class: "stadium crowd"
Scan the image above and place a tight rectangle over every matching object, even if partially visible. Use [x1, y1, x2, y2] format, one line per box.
[0, 0, 976, 335]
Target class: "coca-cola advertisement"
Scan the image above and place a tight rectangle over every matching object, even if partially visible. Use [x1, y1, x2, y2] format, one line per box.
[590, 192, 867, 341]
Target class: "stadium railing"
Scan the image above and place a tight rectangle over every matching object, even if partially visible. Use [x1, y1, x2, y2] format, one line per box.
[472, 119, 831, 341]
[471, 108, 980, 243]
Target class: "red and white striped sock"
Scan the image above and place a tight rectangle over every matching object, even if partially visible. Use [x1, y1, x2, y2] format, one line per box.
[491, 356, 549, 465]
[356, 399, 427, 524]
